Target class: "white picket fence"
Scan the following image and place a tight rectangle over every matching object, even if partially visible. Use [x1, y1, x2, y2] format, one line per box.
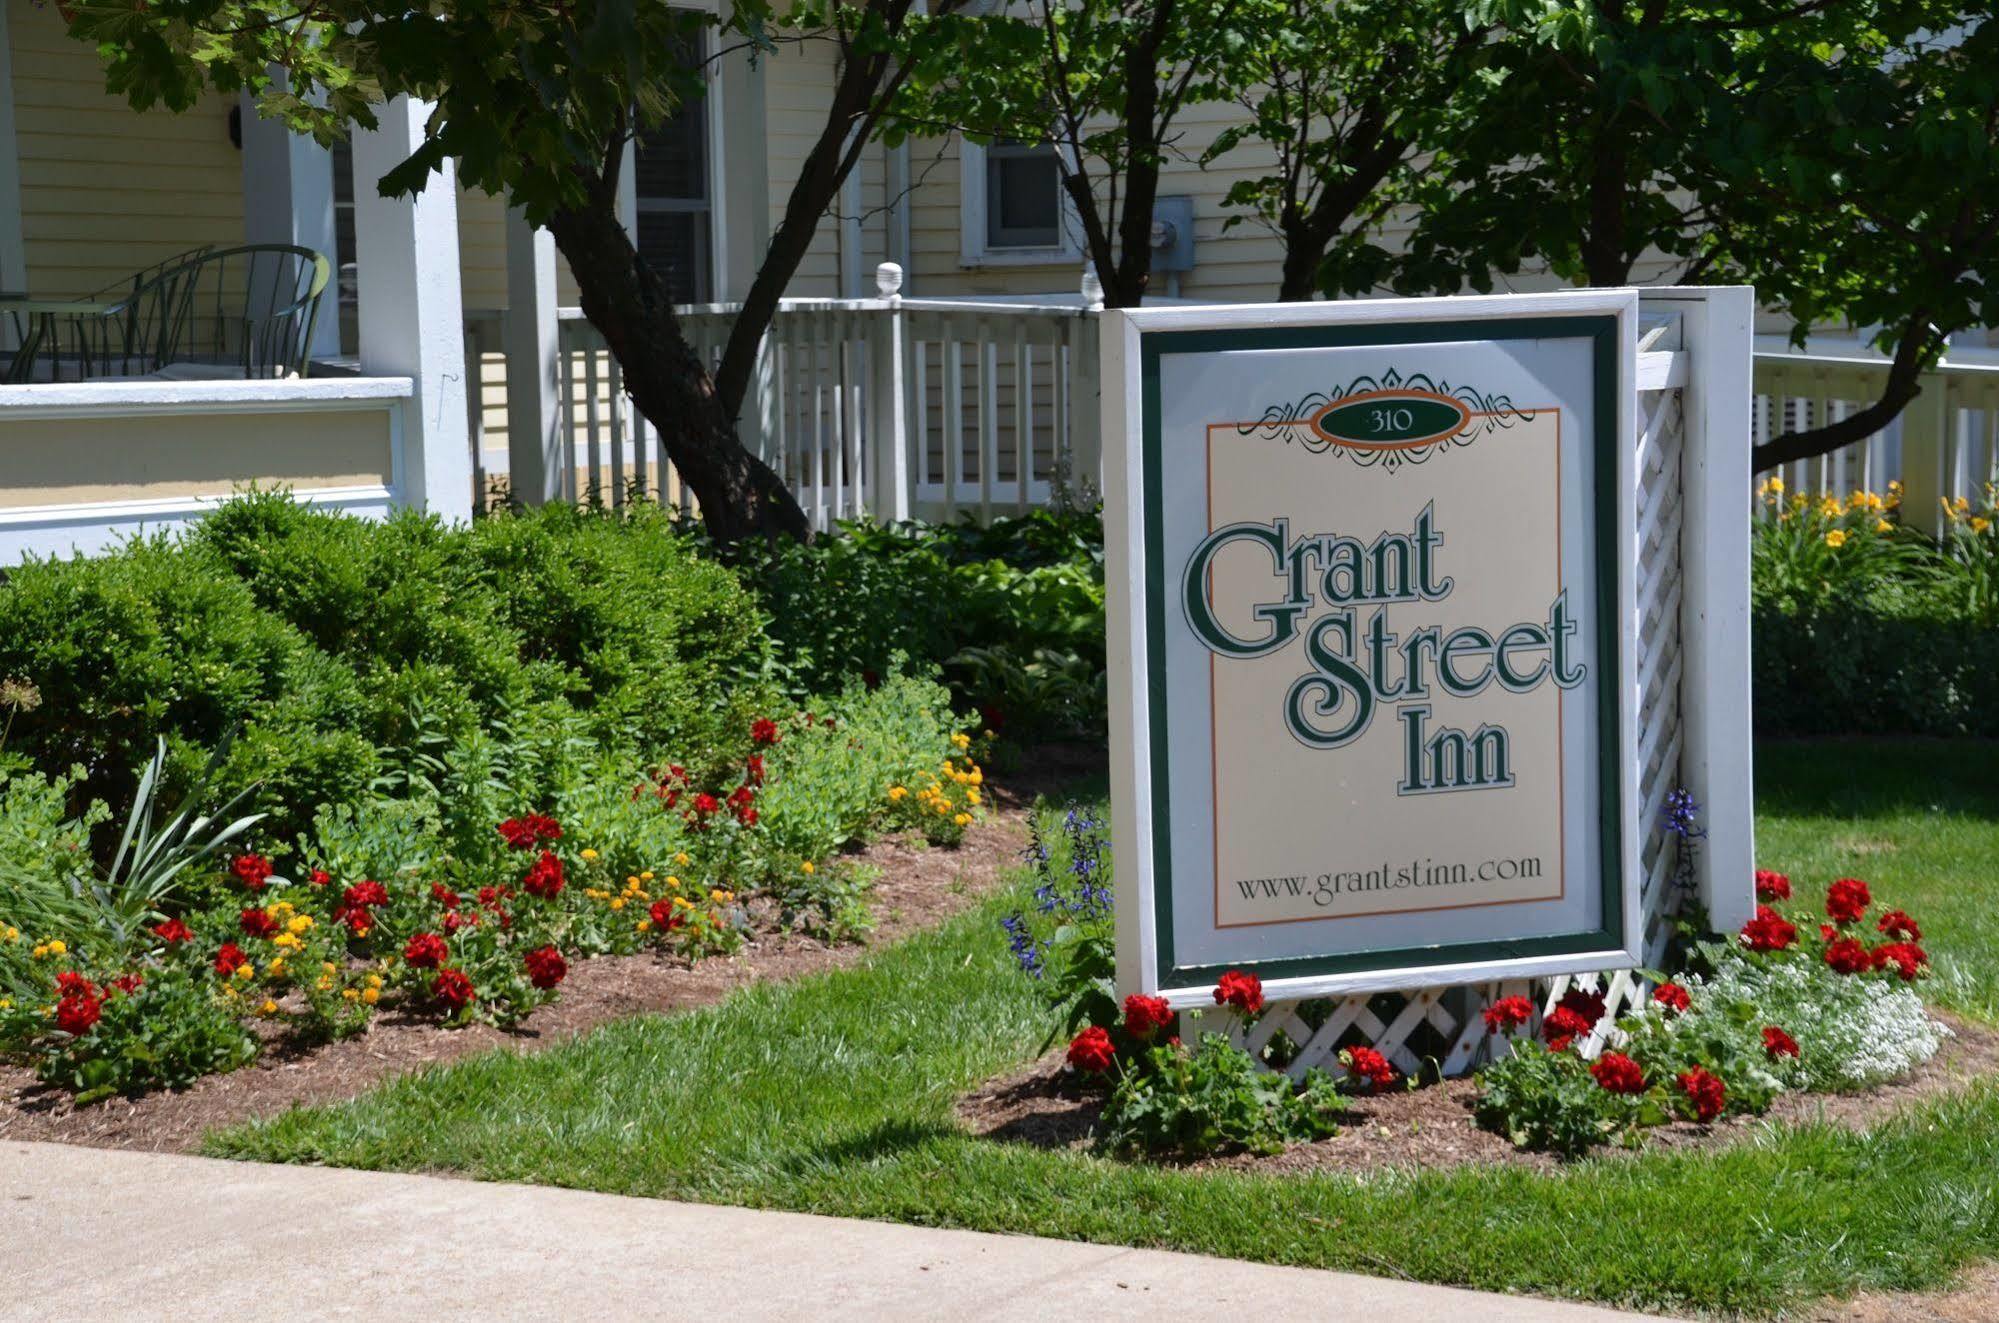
[468, 265, 1103, 527]
[1754, 338, 1999, 528]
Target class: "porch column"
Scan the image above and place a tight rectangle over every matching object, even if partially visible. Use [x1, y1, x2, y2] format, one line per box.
[712, 42, 768, 301]
[504, 206, 561, 505]
[239, 79, 341, 359]
[351, 95, 471, 522]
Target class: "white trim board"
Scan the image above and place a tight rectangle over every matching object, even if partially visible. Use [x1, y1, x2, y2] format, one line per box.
[0, 375, 413, 419]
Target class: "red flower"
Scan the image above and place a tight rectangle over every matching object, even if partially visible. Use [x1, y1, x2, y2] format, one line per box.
[745, 754, 766, 786]
[1651, 982, 1692, 1015]
[230, 853, 274, 890]
[309, 869, 332, 886]
[1556, 986, 1607, 1027]
[53, 982, 102, 1036]
[524, 945, 567, 990]
[1820, 923, 1837, 943]
[727, 784, 755, 811]
[1740, 905, 1798, 953]
[433, 967, 476, 1012]
[152, 918, 192, 945]
[736, 806, 760, 828]
[1871, 941, 1928, 981]
[1122, 993, 1174, 1041]
[1826, 877, 1872, 925]
[1824, 937, 1871, 974]
[750, 717, 781, 746]
[1543, 1006, 1595, 1051]
[1342, 1046, 1397, 1093]
[692, 792, 721, 817]
[1482, 995, 1535, 1034]
[342, 880, 388, 910]
[1066, 1025, 1116, 1074]
[497, 813, 562, 851]
[522, 849, 566, 899]
[239, 907, 279, 939]
[1676, 1066, 1727, 1122]
[109, 972, 144, 996]
[442, 911, 478, 934]
[1763, 1026, 1801, 1060]
[341, 908, 374, 937]
[54, 971, 94, 998]
[648, 898, 684, 931]
[1590, 1051, 1647, 1095]
[1213, 969, 1264, 1014]
[476, 885, 509, 908]
[431, 883, 461, 910]
[1754, 870, 1792, 902]
[213, 942, 250, 976]
[979, 703, 1005, 733]
[1876, 909, 1922, 942]
[403, 932, 449, 970]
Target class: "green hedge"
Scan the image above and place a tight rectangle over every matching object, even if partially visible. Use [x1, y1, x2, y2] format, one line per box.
[0, 493, 776, 839]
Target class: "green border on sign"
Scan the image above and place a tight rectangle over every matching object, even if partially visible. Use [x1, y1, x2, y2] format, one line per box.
[1139, 316, 1625, 990]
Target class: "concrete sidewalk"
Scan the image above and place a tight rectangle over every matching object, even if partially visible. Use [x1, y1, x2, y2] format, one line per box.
[1, 1140, 1677, 1321]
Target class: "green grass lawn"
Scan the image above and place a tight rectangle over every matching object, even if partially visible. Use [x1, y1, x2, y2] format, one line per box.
[211, 738, 1999, 1319]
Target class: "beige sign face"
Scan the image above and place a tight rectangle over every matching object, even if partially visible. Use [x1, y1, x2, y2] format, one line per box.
[1202, 410, 1568, 928]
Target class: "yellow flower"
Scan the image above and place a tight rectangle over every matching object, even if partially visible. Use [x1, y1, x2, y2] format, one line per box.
[234, 963, 255, 981]
[0, 924, 19, 943]
[46, 940, 65, 957]
[1972, 517, 1993, 534]
[365, 973, 383, 989]
[271, 901, 294, 919]
[259, 999, 278, 1016]
[610, 898, 626, 911]
[674, 852, 691, 866]
[361, 987, 380, 1006]
[30, 943, 46, 959]
[954, 813, 971, 826]
[710, 889, 734, 905]
[636, 919, 652, 933]
[801, 860, 815, 875]
[1876, 518, 1893, 533]
[581, 848, 600, 861]
[673, 896, 693, 910]
[272, 933, 301, 951]
[640, 871, 655, 882]
[965, 789, 981, 806]
[951, 732, 971, 750]
[1824, 529, 1847, 548]
[968, 768, 982, 786]
[266, 957, 288, 978]
[342, 988, 360, 1002]
[1767, 476, 1785, 494]
[0, 999, 9, 1011]
[287, 915, 314, 935]
[888, 785, 907, 802]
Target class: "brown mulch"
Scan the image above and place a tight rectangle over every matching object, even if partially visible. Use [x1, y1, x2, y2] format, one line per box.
[958, 1010, 1999, 1178]
[0, 744, 1106, 1155]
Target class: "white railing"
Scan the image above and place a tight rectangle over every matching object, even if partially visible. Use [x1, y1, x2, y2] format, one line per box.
[1752, 336, 1999, 529]
[473, 264, 1102, 529]
[472, 290, 1998, 532]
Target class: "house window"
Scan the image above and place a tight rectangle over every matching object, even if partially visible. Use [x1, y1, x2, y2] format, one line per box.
[331, 137, 359, 355]
[985, 140, 1063, 248]
[634, 36, 713, 304]
[961, 137, 1080, 266]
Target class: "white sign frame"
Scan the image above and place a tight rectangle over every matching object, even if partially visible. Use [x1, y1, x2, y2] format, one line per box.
[1105, 291, 1643, 1007]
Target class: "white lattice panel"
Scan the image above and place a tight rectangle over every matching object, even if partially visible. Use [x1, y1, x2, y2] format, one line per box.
[1223, 382, 1690, 1082]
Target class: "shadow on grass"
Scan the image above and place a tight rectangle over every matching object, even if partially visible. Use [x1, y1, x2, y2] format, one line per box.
[1754, 738, 1999, 820]
[776, 1117, 961, 1176]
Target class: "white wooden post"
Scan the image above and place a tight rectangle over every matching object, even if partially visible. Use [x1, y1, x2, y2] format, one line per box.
[238, 81, 342, 360]
[712, 40, 769, 303]
[504, 206, 561, 506]
[1645, 286, 1757, 934]
[351, 96, 472, 522]
[869, 262, 911, 522]
[1900, 373, 1951, 537]
[1067, 266, 1105, 499]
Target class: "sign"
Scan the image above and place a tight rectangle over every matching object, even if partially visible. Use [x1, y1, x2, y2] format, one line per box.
[1105, 293, 1642, 1004]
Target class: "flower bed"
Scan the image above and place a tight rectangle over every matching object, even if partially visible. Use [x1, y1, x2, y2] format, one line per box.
[989, 808, 1952, 1165]
[0, 680, 988, 1105]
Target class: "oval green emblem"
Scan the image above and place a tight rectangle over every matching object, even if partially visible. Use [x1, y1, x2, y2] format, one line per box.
[1310, 392, 1472, 450]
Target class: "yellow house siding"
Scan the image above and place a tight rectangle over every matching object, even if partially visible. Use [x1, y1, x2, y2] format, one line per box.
[9, 0, 241, 299]
[764, 39, 843, 297]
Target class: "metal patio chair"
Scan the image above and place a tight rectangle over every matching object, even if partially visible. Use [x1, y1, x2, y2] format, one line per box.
[169, 244, 332, 379]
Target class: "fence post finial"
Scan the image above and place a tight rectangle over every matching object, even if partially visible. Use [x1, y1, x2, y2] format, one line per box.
[875, 261, 904, 304]
[1080, 264, 1105, 310]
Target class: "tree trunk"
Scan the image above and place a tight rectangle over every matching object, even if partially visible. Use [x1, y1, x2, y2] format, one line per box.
[1751, 315, 1941, 473]
[546, 201, 810, 544]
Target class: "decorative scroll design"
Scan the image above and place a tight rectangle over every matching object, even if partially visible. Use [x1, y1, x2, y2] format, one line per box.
[1236, 367, 1537, 472]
